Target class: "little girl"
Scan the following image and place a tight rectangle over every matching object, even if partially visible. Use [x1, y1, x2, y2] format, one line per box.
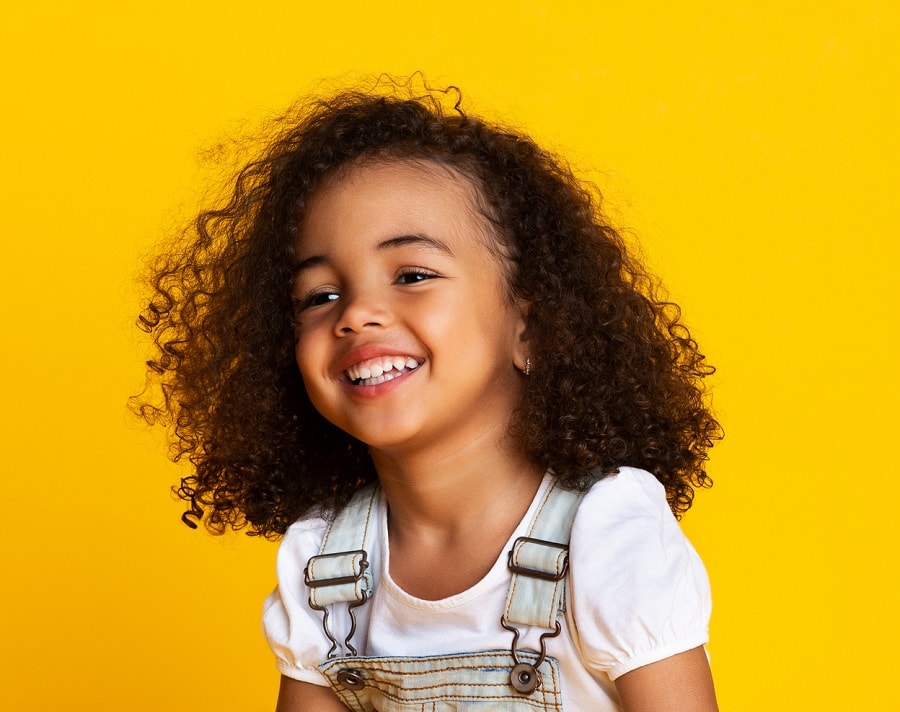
[137, 79, 722, 711]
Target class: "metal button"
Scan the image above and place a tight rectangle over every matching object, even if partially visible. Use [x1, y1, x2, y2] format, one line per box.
[336, 669, 365, 691]
[510, 662, 540, 694]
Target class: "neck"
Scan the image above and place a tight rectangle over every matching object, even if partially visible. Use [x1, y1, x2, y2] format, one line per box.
[369, 425, 543, 537]
[369, 426, 544, 599]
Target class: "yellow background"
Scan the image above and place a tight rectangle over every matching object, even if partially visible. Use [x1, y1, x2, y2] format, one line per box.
[2, 1, 897, 709]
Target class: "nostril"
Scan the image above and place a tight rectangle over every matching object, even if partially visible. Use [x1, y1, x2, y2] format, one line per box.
[333, 295, 389, 335]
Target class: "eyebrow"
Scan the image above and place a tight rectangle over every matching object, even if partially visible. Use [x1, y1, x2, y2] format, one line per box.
[294, 233, 453, 274]
[379, 233, 453, 255]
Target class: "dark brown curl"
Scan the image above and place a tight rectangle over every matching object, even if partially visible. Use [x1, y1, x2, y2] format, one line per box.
[133, 78, 722, 537]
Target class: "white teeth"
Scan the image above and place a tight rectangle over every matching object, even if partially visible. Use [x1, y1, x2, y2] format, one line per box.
[346, 356, 422, 385]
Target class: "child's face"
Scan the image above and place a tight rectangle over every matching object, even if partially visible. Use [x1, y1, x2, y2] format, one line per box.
[292, 160, 528, 458]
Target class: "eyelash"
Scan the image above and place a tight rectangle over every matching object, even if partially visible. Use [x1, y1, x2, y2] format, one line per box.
[293, 268, 439, 313]
[395, 267, 439, 284]
[294, 289, 339, 312]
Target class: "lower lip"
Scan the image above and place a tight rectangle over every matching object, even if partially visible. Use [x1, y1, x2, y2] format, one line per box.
[342, 366, 419, 399]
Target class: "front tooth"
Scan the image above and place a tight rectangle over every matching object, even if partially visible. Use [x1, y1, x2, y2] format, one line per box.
[359, 365, 372, 379]
[371, 363, 384, 377]
[405, 358, 419, 369]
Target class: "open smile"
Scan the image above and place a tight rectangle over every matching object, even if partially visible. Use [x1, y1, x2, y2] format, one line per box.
[345, 355, 422, 386]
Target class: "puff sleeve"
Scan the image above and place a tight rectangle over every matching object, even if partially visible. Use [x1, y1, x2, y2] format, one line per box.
[566, 467, 712, 681]
[261, 517, 334, 685]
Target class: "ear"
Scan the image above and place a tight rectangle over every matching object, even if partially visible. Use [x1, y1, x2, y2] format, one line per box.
[511, 300, 531, 373]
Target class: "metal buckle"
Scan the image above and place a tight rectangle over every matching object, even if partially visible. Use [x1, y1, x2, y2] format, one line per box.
[304, 549, 370, 659]
[309, 591, 369, 659]
[507, 536, 569, 581]
[304, 549, 368, 588]
[500, 617, 562, 694]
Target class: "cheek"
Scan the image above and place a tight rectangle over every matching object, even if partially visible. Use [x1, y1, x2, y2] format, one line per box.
[293, 326, 340, 409]
[294, 344, 333, 418]
[293, 332, 321, 384]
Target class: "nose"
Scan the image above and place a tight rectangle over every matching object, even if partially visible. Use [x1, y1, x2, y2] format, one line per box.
[334, 290, 391, 336]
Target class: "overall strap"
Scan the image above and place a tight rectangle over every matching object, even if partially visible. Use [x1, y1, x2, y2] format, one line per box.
[503, 478, 586, 630]
[304, 484, 379, 657]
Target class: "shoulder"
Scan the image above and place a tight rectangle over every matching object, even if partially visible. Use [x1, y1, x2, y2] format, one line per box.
[569, 466, 678, 550]
[276, 512, 332, 572]
[276, 482, 383, 582]
[262, 512, 332, 684]
[263, 493, 384, 684]
[567, 467, 712, 679]
[578, 466, 670, 518]
[265, 511, 332, 631]
[572, 465, 704, 576]
[570, 467, 689, 588]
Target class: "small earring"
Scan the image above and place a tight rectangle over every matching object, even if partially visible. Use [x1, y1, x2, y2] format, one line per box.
[525, 358, 532, 376]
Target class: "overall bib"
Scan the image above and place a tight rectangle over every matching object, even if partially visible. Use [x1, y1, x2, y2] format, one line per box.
[303, 479, 585, 711]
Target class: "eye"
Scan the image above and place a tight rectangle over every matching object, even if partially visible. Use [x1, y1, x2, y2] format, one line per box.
[395, 268, 439, 285]
[294, 289, 339, 312]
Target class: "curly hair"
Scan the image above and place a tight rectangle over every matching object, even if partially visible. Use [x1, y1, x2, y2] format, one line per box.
[134, 78, 722, 538]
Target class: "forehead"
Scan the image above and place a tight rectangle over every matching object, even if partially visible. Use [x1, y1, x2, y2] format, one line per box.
[297, 159, 496, 250]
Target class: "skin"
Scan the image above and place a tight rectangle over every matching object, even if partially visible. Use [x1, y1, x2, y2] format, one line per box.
[292, 161, 530, 471]
[281, 159, 719, 711]
[615, 647, 719, 712]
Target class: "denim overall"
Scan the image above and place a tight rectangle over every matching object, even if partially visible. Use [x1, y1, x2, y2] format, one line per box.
[303, 479, 585, 711]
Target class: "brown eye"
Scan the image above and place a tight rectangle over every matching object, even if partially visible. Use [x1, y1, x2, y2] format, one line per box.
[295, 290, 339, 311]
[396, 268, 438, 285]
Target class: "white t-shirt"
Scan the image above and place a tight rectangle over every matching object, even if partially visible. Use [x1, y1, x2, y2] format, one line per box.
[263, 467, 711, 711]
